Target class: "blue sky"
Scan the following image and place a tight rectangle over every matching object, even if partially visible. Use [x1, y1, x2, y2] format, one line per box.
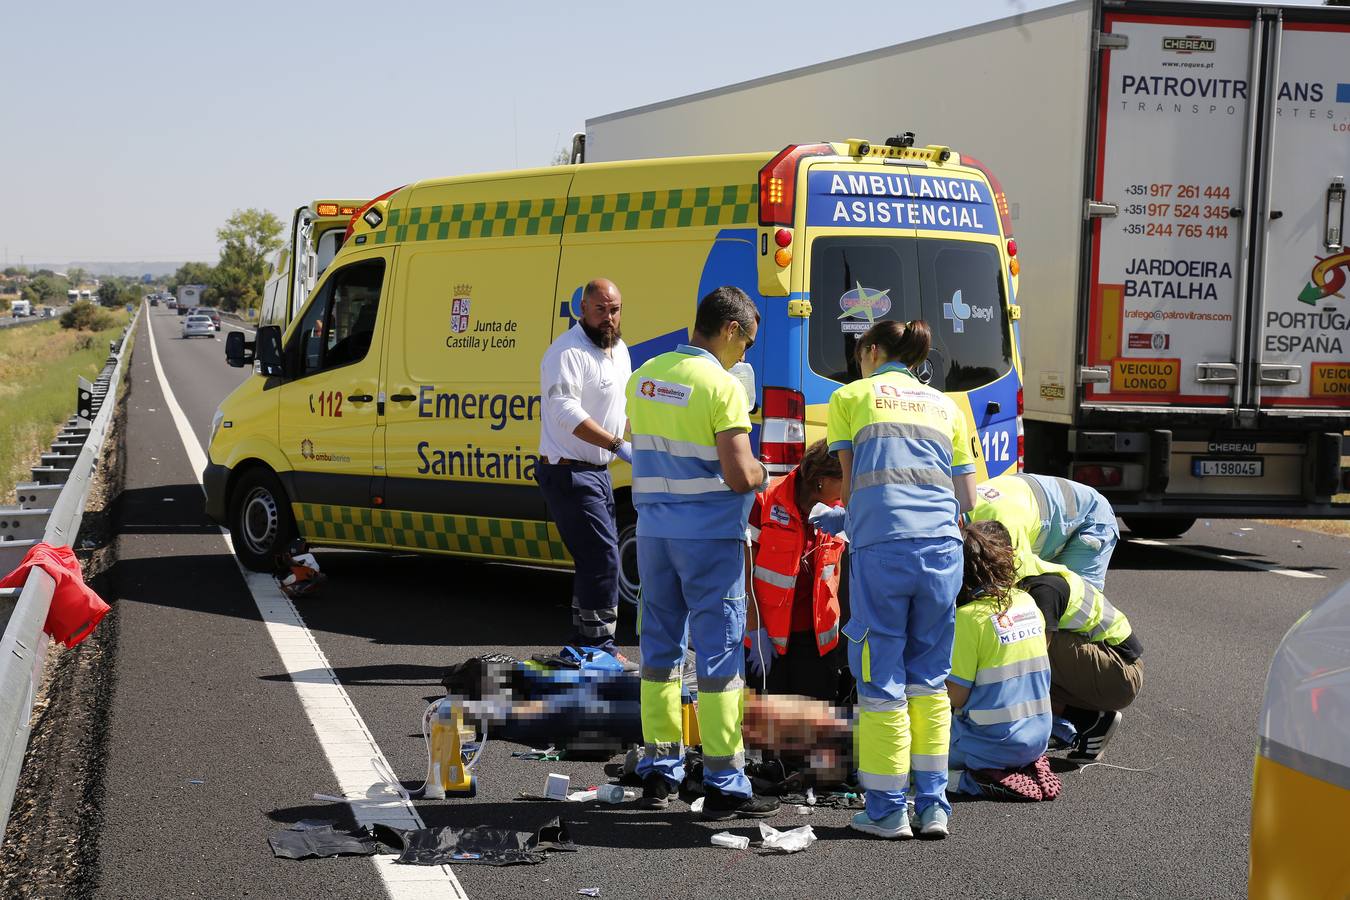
[0, 0, 1326, 265]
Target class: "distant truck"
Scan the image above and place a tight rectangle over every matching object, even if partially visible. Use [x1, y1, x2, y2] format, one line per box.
[261, 199, 366, 331]
[176, 284, 207, 316]
[585, 0, 1350, 534]
[10, 300, 31, 317]
[66, 289, 79, 304]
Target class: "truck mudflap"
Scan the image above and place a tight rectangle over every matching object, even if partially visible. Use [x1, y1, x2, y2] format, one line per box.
[1069, 428, 1350, 517]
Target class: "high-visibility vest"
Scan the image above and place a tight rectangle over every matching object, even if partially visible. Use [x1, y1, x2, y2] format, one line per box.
[749, 470, 845, 656]
[1028, 557, 1134, 647]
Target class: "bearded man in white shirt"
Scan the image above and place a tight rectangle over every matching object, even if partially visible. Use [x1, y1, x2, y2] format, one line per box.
[537, 278, 636, 669]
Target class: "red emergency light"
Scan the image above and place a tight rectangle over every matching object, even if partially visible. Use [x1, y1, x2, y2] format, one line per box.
[758, 144, 832, 227]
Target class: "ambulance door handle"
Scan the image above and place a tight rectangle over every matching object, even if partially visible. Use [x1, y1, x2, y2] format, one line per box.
[348, 393, 374, 403]
[390, 393, 417, 402]
[1228, 208, 1243, 218]
[1269, 210, 1283, 221]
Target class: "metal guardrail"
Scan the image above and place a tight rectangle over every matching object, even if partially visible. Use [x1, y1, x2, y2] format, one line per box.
[0, 306, 139, 839]
[0, 315, 54, 331]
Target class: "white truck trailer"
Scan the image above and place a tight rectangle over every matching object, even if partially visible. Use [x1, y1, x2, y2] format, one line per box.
[586, 0, 1350, 534]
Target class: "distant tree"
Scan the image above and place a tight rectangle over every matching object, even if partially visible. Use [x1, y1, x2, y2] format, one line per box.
[2, 267, 24, 277]
[22, 273, 69, 304]
[66, 266, 88, 287]
[168, 261, 215, 293]
[550, 146, 572, 166]
[96, 280, 123, 308]
[212, 208, 283, 313]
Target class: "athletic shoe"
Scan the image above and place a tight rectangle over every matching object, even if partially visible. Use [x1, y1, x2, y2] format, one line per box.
[1031, 756, 1062, 800]
[917, 805, 950, 840]
[1068, 710, 1122, 762]
[967, 767, 1043, 802]
[849, 809, 912, 840]
[700, 787, 781, 820]
[640, 773, 673, 809]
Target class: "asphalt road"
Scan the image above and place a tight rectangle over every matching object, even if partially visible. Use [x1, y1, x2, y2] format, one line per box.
[85, 306, 1350, 899]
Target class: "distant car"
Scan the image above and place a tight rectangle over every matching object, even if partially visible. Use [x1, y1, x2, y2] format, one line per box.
[182, 315, 215, 339]
[166, 299, 177, 310]
[149, 296, 159, 306]
[198, 308, 222, 331]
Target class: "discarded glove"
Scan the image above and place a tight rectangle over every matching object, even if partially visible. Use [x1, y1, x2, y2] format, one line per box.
[372, 816, 578, 867]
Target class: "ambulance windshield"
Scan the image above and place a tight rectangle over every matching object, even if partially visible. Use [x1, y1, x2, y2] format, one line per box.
[808, 236, 1013, 392]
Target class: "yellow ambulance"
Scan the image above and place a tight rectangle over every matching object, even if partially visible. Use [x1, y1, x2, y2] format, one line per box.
[208, 137, 1025, 601]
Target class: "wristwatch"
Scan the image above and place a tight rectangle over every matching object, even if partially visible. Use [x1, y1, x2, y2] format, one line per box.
[608, 436, 624, 453]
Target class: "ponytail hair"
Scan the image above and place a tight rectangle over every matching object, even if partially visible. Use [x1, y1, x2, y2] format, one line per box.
[857, 319, 932, 370]
[958, 519, 1018, 611]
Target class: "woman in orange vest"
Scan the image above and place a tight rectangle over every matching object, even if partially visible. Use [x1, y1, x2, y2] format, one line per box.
[745, 439, 849, 702]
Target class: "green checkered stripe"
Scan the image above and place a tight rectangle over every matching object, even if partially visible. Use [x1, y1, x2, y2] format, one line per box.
[373, 183, 757, 244]
[294, 503, 570, 562]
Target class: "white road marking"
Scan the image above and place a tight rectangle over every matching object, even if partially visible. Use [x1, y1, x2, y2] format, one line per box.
[1131, 538, 1325, 580]
[144, 314, 467, 899]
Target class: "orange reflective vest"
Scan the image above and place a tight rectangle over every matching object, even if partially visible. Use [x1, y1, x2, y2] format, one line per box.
[749, 470, 845, 657]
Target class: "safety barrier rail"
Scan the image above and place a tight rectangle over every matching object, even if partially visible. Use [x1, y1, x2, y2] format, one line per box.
[0, 315, 54, 330]
[0, 306, 138, 840]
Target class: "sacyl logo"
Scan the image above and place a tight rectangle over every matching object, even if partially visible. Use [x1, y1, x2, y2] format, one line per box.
[942, 290, 994, 334]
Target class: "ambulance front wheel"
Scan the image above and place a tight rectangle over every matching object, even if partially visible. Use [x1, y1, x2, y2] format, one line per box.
[616, 506, 640, 611]
[231, 467, 297, 572]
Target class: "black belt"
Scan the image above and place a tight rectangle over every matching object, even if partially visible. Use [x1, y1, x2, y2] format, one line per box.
[542, 457, 607, 471]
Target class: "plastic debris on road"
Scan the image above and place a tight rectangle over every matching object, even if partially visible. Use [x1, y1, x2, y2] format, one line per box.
[512, 746, 563, 761]
[579, 890, 601, 897]
[546, 773, 571, 800]
[689, 796, 705, 813]
[710, 832, 750, 850]
[758, 822, 817, 854]
[567, 789, 598, 802]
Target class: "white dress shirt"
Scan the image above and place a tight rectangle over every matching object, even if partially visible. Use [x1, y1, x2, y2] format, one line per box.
[539, 324, 631, 465]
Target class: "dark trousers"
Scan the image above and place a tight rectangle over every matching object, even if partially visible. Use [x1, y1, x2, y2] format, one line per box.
[536, 462, 620, 653]
[762, 632, 852, 704]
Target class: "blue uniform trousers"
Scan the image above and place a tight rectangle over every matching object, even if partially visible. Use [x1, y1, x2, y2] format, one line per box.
[844, 539, 962, 820]
[536, 462, 620, 653]
[636, 536, 751, 798]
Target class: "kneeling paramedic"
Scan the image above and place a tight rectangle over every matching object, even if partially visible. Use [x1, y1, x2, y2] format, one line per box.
[745, 439, 849, 703]
[828, 320, 979, 841]
[947, 521, 1058, 802]
[628, 286, 780, 820]
[1018, 559, 1143, 761]
[971, 473, 1119, 590]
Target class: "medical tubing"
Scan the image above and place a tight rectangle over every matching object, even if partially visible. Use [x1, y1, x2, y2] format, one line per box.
[746, 536, 768, 692]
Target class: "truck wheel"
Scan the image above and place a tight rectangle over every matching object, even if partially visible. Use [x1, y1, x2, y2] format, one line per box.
[616, 505, 640, 610]
[231, 468, 296, 571]
[1123, 515, 1196, 540]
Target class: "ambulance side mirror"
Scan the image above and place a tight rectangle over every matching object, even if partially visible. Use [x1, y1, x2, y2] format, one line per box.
[255, 325, 285, 378]
[224, 330, 253, 368]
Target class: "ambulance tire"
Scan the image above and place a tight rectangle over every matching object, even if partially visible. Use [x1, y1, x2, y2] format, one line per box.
[231, 467, 296, 572]
[1122, 515, 1196, 540]
[616, 506, 640, 613]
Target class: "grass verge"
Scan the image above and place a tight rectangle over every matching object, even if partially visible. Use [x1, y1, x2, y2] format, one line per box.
[0, 311, 130, 500]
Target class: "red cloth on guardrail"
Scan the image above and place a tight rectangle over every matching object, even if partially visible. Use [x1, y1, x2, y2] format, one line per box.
[0, 542, 109, 648]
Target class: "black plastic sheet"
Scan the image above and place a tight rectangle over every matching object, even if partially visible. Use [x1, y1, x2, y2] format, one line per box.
[372, 817, 577, 867]
[268, 820, 380, 860]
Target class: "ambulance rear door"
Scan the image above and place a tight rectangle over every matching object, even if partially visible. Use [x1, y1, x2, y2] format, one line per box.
[1249, 15, 1350, 409]
[1085, 9, 1261, 409]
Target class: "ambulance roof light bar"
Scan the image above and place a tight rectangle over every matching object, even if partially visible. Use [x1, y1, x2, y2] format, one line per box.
[758, 143, 833, 227]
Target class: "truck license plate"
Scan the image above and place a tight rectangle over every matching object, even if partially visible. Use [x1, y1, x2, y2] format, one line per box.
[1192, 458, 1263, 478]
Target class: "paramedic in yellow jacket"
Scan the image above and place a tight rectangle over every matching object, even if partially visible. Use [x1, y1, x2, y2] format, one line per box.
[827, 320, 980, 841]
[628, 286, 780, 821]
